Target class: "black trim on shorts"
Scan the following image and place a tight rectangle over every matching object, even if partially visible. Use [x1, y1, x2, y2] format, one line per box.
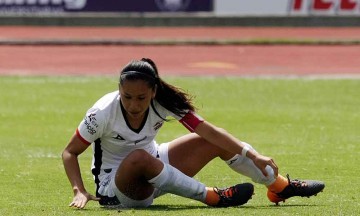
[91, 138, 120, 206]
[98, 195, 121, 206]
[92, 138, 102, 195]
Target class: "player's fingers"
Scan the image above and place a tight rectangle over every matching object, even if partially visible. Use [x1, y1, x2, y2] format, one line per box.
[270, 159, 279, 177]
[74, 202, 81, 208]
[70, 199, 81, 207]
[79, 200, 86, 209]
[69, 200, 84, 209]
[261, 167, 269, 177]
[273, 166, 279, 177]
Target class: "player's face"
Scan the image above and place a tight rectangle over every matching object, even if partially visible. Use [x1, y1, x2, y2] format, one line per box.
[119, 79, 156, 120]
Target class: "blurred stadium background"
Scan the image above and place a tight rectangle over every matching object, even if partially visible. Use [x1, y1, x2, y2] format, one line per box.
[0, 0, 360, 77]
[0, 0, 360, 26]
[1, 1, 360, 215]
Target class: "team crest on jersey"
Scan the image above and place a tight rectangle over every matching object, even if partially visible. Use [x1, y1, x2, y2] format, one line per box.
[153, 121, 164, 131]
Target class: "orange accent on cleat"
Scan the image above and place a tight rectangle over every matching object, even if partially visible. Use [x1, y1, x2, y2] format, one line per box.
[267, 190, 285, 205]
[267, 174, 325, 205]
[205, 188, 221, 206]
[211, 183, 254, 208]
[267, 174, 289, 193]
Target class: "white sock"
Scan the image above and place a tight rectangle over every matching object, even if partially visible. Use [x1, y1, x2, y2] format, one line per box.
[148, 163, 207, 202]
[226, 142, 276, 186]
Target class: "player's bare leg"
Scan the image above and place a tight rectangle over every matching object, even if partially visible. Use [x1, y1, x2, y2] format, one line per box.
[167, 133, 235, 177]
[114, 149, 253, 207]
[167, 133, 254, 206]
[167, 133, 324, 205]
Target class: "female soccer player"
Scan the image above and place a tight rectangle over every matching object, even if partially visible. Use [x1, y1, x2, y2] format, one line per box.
[62, 58, 324, 209]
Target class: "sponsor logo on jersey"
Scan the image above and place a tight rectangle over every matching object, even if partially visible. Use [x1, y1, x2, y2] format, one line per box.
[134, 136, 147, 145]
[228, 158, 238, 165]
[100, 174, 112, 187]
[153, 121, 164, 131]
[87, 113, 96, 122]
[87, 113, 99, 127]
[83, 113, 98, 135]
[113, 134, 125, 140]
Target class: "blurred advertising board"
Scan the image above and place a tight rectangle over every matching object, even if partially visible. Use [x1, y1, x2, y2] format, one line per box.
[214, 0, 360, 16]
[290, 0, 360, 15]
[0, 0, 213, 13]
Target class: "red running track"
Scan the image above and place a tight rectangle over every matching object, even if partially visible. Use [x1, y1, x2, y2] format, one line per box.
[0, 27, 359, 77]
[1, 26, 360, 40]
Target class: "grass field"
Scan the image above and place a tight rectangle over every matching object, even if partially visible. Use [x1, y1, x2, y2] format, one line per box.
[0, 76, 359, 216]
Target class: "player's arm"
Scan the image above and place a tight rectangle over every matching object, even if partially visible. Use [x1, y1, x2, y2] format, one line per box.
[62, 132, 100, 208]
[193, 121, 251, 156]
[194, 120, 278, 177]
[178, 110, 278, 177]
[179, 111, 249, 157]
[62, 132, 89, 195]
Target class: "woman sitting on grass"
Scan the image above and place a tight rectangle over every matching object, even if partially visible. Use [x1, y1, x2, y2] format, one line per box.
[62, 58, 324, 209]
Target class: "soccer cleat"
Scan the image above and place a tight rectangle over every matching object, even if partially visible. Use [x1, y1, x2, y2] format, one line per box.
[213, 183, 254, 207]
[267, 174, 325, 205]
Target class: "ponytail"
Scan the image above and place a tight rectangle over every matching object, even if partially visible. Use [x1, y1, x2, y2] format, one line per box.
[142, 58, 196, 117]
[156, 78, 195, 116]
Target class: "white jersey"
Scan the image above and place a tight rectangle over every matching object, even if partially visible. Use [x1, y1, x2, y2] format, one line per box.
[76, 90, 204, 198]
[76, 90, 184, 171]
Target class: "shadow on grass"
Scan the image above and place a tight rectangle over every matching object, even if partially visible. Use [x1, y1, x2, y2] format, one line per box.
[244, 203, 326, 209]
[100, 204, 208, 212]
[98, 203, 325, 212]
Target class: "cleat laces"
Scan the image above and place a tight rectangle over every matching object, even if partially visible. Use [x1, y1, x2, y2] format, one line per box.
[267, 174, 325, 205]
[277, 174, 325, 200]
[213, 183, 254, 208]
[214, 186, 235, 202]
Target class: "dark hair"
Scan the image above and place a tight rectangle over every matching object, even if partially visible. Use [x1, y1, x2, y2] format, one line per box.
[119, 58, 195, 117]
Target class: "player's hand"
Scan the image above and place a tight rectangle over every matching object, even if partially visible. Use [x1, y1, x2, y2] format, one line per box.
[69, 191, 100, 209]
[252, 154, 279, 178]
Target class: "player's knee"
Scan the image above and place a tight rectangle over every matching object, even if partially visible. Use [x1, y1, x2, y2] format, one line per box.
[124, 149, 154, 168]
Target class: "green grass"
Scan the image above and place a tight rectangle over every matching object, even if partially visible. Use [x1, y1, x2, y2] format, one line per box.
[0, 76, 359, 216]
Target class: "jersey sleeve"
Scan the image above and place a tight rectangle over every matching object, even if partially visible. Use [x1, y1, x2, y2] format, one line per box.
[179, 111, 204, 132]
[76, 108, 105, 145]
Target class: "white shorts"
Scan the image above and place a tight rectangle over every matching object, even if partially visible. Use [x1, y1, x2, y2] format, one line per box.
[97, 142, 170, 208]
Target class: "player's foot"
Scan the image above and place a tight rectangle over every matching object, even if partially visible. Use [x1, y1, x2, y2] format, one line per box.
[267, 174, 325, 205]
[212, 183, 254, 207]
